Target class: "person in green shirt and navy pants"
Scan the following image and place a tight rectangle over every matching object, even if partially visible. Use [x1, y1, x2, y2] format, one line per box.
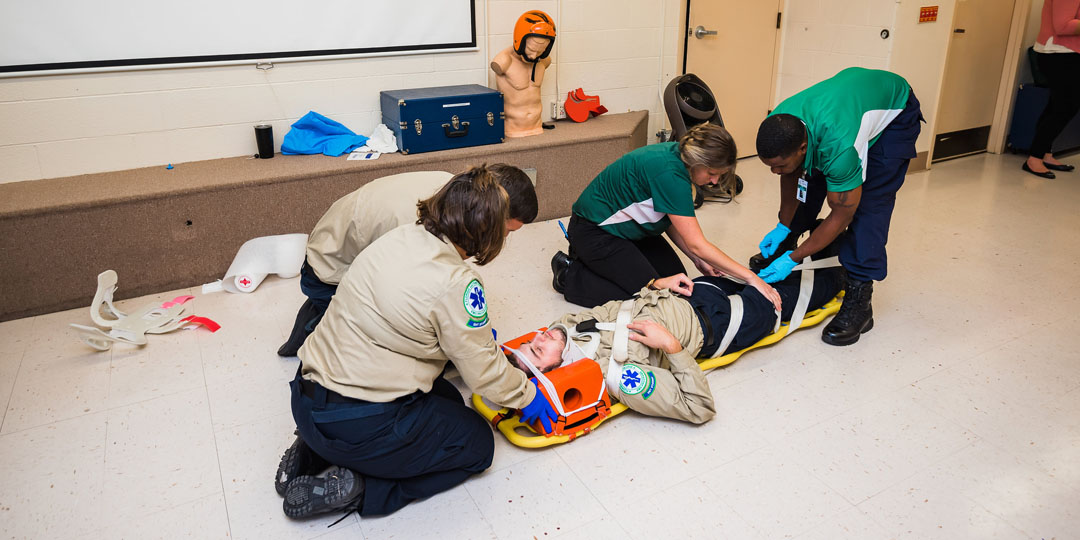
[754, 67, 922, 346]
[551, 123, 783, 312]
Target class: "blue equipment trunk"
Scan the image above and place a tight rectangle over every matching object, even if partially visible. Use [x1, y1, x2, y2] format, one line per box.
[381, 85, 505, 155]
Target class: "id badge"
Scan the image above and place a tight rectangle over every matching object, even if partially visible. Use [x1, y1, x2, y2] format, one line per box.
[796, 177, 808, 203]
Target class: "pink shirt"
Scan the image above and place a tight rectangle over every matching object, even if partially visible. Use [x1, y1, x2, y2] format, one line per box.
[1036, 0, 1080, 54]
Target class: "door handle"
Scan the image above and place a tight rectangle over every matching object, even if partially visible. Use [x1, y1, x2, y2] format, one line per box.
[954, 28, 966, 33]
[693, 25, 718, 39]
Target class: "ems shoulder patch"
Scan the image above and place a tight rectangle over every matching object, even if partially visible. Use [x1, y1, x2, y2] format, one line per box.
[619, 364, 650, 396]
[463, 279, 489, 328]
[641, 370, 657, 400]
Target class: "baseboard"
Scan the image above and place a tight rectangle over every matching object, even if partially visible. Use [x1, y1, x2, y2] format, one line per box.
[933, 126, 991, 162]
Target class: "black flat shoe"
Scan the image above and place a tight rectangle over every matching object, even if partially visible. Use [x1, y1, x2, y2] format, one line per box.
[550, 251, 570, 294]
[1043, 161, 1075, 172]
[1022, 162, 1055, 179]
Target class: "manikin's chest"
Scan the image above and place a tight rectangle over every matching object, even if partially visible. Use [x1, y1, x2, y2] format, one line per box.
[500, 59, 545, 91]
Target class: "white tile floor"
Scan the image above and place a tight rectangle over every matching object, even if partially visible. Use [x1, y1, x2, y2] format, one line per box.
[2, 151, 1079, 539]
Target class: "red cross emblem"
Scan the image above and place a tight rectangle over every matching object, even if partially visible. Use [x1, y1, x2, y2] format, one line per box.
[239, 277, 252, 287]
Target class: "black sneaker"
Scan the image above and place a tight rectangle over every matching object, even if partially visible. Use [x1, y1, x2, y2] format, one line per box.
[283, 466, 364, 520]
[275, 433, 330, 496]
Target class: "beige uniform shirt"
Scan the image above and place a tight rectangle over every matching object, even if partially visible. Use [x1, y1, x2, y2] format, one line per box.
[306, 171, 453, 285]
[300, 223, 535, 408]
[552, 287, 714, 424]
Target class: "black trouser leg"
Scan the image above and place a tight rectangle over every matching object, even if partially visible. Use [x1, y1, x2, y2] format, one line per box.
[563, 215, 684, 307]
[279, 261, 337, 356]
[290, 374, 494, 517]
[633, 235, 686, 277]
[1031, 52, 1080, 158]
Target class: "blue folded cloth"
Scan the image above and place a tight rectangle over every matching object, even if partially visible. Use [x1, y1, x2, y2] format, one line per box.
[281, 111, 369, 157]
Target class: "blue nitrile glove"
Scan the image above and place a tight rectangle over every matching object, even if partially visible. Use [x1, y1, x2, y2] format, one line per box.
[758, 251, 798, 283]
[759, 222, 791, 258]
[519, 379, 557, 432]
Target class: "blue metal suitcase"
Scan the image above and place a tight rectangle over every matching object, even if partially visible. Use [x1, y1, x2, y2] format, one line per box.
[380, 84, 505, 155]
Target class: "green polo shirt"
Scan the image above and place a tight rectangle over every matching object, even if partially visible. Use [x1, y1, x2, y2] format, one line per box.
[572, 142, 696, 240]
[770, 67, 911, 192]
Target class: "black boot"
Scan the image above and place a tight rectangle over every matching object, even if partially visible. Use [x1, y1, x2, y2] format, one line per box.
[822, 279, 874, 346]
[275, 432, 331, 496]
[551, 251, 571, 294]
[278, 299, 321, 357]
[283, 466, 365, 520]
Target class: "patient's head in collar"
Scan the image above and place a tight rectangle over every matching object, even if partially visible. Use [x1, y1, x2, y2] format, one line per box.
[507, 327, 567, 374]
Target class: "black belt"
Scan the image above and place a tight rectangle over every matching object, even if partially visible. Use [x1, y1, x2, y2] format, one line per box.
[299, 378, 365, 404]
[691, 304, 716, 349]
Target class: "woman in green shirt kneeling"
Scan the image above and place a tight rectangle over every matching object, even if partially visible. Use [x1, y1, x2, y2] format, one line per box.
[551, 123, 782, 311]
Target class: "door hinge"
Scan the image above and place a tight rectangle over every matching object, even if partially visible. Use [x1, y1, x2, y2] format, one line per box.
[776, 12, 782, 29]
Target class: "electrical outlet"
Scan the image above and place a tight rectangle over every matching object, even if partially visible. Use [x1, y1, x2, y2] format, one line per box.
[550, 100, 567, 120]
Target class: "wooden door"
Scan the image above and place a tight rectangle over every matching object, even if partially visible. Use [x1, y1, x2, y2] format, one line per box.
[933, 0, 1016, 161]
[685, 0, 782, 158]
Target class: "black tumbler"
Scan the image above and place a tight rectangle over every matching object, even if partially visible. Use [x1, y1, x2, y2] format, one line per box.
[254, 124, 274, 159]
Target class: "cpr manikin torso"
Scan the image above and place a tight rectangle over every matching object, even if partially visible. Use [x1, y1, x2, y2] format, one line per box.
[491, 36, 551, 138]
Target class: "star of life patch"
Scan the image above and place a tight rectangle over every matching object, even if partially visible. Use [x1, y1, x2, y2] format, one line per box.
[463, 279, 488, 327]
[619, 364, 649, 395]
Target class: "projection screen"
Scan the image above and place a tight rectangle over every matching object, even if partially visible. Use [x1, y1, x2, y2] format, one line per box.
[0, 0, 476, 75]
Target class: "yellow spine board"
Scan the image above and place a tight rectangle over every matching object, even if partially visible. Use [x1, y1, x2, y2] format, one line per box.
[474, 294, 843, 448]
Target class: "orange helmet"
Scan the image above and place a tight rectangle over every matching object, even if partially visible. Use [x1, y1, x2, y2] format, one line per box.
[513, 10, 556, 62]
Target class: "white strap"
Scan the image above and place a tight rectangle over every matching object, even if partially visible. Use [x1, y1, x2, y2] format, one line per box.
[602, 299, 636, 394]
[611, 299, 635, 363]
[564, 331, 600, 364]
[785, 263, 816, 336]
[710, 295, 743, 358]
[792, 256, 839, 271]
[784, 255, 840, 335]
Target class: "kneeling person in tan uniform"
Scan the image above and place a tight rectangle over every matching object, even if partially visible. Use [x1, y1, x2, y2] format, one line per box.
[278, 166, 538, 356]
[278, 166, 557, 520]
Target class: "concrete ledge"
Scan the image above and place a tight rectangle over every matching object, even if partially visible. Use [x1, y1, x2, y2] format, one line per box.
[1, 111, 648, 321]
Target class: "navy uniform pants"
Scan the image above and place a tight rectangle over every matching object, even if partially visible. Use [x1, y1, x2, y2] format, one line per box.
[290, 371, 494, 516]
[788, 91, 923, 282]
[299, 260, 336, 327]
[280, 260, 337, 354]
[563, 214, 687, 307]
[690, 253, 844, 357]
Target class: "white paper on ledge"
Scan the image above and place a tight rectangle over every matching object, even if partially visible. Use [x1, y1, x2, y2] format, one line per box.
[219, 233, 308, 294]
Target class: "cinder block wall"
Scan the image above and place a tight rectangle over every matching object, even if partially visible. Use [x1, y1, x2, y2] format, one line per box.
[776, 0, 900, 103]
[0, 0, 684, 185]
